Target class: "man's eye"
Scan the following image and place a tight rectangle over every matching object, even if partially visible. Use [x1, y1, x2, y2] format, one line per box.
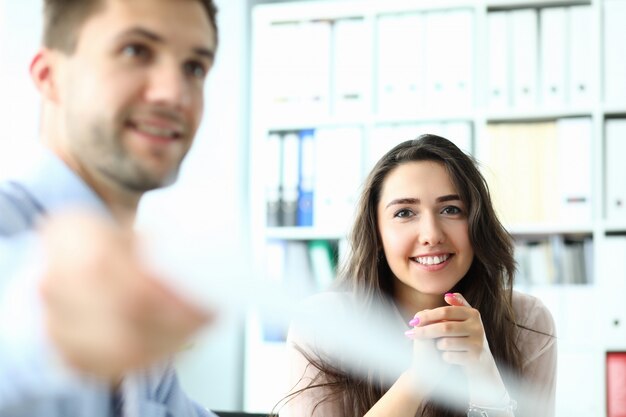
[122, 44, 151, 60]
[184, 61, 207, 79]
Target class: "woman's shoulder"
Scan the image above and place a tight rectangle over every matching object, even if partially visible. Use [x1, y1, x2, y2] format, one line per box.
[511, 290, 555, 334]
[511, 290, 557, 364]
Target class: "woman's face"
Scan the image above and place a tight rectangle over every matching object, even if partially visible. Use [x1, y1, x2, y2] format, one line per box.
[376, 160, 474, 305]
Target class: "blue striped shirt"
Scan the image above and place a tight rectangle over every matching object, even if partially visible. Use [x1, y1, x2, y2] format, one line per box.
[0, 149, 217, 417]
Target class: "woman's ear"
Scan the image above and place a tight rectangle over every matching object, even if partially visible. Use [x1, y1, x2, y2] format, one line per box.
[30, 49, 60, 103]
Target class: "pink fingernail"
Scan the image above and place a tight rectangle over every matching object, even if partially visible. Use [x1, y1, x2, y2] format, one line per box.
[445, 292, 455, 298]
[404, 329, 415, 338]
[409, 317, 420, 326]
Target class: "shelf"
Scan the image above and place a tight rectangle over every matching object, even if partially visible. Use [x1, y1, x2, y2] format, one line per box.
[373, 112, 476, 125]
[604, 222, 626, 234]
[254, 0, 479, 22]
[507, 223, 594, 237]
[262, 111, 478, 132]
[265, 227, 347, 241]
[487, 0, 590, 10]
[485, 107, 593, 122]
[263, 115, 366, 132]
[262, 108, 601, 130]
[603, 106, 626, 117]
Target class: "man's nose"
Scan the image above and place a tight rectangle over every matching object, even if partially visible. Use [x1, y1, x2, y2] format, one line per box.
[145, 63, 191, 110]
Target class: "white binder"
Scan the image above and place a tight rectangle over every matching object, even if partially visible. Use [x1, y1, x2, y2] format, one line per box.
[510, 9, 539, 109]
[313, 127, 363, 229]
[280, 132, 300, 226]
[447, 9, 474, 110]
[486, 11, 511, 110]
[598, 237, 626, 348]
[298, 20, 332, 118]
[605, 119, 626, 221]
[604, 0, 626, 107]
[333, 18, 370, 117]
[424, 9, 473, 111]
[567, 5, 593, 107]
[539, 7, 567, 108]
[556, 117, 592, 223]
[263, 22, 301, 118]
[376, 13, 426, 116]
[367, 125, 397, 171]
[264, 132, 283, 227]
[444, 121, 473, 155]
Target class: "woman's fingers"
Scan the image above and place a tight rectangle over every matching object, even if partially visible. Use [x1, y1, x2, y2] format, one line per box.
[444, 292, 472, 307]
[405, 319, 482, 339]
[408, 301, 481, 328]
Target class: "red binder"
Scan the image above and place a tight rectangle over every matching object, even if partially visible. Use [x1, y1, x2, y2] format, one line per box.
[607, 351, 626, 417]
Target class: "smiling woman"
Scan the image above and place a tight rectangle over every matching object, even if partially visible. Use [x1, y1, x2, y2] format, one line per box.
[279, 135, 557, 417]
[377, 160, 474, 303]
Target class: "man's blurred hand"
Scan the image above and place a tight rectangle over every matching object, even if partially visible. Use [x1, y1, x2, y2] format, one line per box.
[39, 212, 211, 382]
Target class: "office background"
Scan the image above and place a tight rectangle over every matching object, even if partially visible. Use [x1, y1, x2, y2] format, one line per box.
[2, 0, 626, 416]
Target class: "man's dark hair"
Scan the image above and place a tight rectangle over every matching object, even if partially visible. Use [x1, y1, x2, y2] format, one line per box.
[43, 0, 218, 53]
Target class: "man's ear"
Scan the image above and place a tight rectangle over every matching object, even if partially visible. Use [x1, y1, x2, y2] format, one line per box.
[30, 49, 60, 103]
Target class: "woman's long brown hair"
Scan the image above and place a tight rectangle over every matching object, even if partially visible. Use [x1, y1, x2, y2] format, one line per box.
[277, 135, 525, 417]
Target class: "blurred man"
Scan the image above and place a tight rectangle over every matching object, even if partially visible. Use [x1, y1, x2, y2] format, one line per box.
[0, 0, 220, 416]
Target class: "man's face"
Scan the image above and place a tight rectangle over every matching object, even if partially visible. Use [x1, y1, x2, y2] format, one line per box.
[55, 0, 216, 191]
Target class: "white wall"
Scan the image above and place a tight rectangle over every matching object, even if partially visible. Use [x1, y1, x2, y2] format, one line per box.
[0, 0, 250, 411]
[0, 1, 42, 179]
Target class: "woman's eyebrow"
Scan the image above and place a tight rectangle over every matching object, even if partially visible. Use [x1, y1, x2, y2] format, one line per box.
[436, 194, 461, 203]
[385, 197, 419, 209]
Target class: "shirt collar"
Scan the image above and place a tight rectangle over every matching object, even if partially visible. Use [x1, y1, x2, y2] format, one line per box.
[18, 147, 110, 219]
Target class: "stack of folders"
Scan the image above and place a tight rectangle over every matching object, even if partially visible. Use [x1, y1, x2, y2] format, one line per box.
[258, 17, 371, 119]
[482, 117, 592, 226]
[258, 20, 332, 120]
[264, 127, 363, 230]
[486, 5, 594, 111]
[259, 10, 476, 118]
[376, 9, 474, 116]
[514, 236, 593, 286]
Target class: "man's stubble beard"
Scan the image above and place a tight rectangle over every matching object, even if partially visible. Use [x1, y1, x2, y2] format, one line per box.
[85, 121, 185, 193]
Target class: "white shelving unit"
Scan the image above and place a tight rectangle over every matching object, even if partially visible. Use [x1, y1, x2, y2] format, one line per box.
[246, 0, 626, 415]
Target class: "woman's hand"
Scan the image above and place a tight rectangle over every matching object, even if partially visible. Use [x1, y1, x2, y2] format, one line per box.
[405, 293, 509, 407]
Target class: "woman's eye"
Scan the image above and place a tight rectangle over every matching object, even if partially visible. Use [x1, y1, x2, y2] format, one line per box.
[394, 209, 414, 218]
[442, 206, 461, 215]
